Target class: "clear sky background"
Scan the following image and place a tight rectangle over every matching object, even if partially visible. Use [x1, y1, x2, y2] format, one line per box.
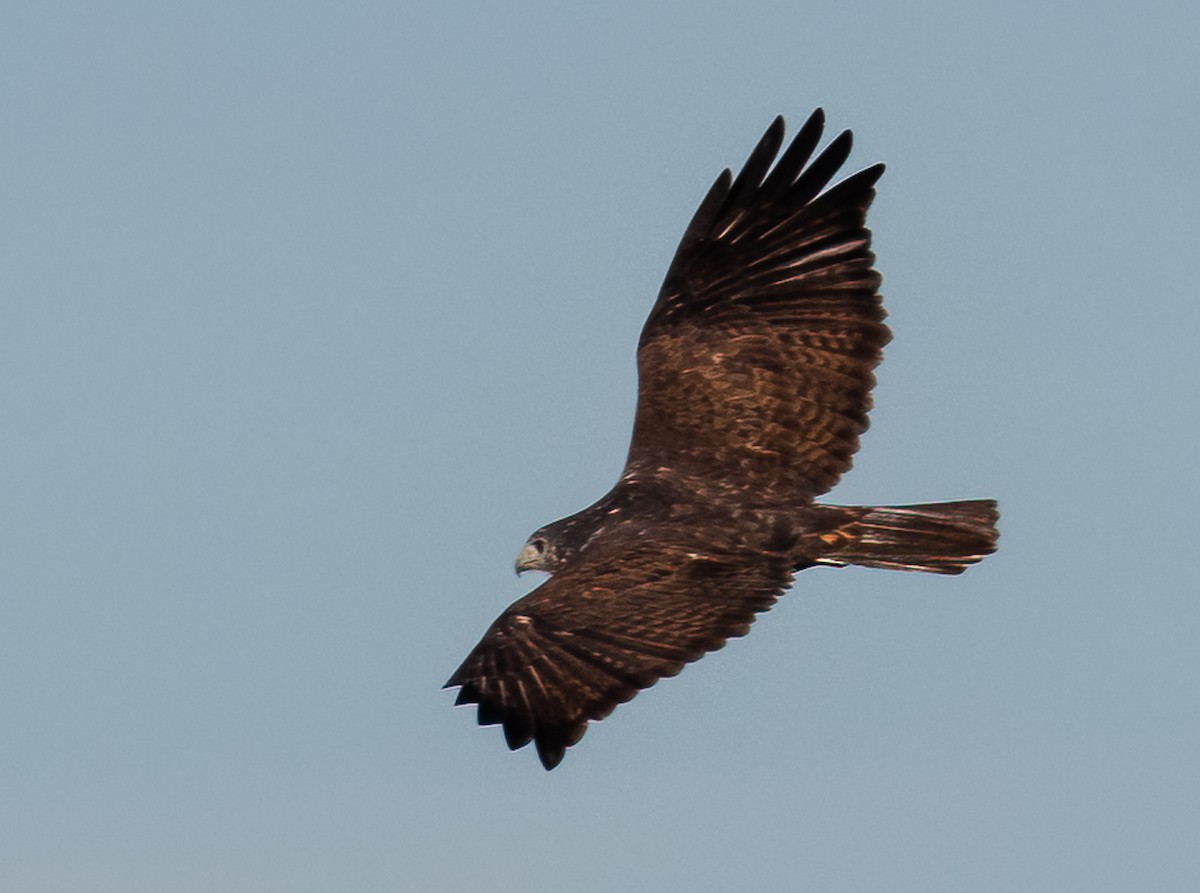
[3, 2, 1197, 891]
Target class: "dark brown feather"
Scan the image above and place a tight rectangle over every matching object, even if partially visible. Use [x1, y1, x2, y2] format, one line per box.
[630, 110, 889, 501]
[446, 531, 795, 770]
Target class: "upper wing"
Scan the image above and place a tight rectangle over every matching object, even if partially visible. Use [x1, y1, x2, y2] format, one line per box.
[445, 535, 794, 769]
[626, 110, 890, 502]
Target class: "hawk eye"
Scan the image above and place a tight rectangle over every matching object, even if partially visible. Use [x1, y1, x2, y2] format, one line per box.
[530, 538, 546, 554]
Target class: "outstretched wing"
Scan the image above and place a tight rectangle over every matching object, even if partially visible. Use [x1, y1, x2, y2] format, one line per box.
[445, 534, 794, 770]
[626, 110, 890, 503]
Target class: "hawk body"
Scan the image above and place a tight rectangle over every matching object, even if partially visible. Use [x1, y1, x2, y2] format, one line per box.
[447, 110, 998, 769]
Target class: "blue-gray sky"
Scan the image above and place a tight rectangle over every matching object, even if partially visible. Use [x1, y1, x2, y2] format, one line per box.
[3, 2, 1197, 891]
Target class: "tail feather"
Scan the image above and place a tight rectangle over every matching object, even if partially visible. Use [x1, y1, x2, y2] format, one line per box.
[817, 499, 999, 575]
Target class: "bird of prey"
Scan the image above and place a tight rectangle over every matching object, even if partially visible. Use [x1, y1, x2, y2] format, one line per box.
[446, 110, 998, 770]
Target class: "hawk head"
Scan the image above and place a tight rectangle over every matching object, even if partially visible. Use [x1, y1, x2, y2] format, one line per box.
[515, 528, 568, 575]
[514, 533, 556, 574]
[515, 516, 591, 575]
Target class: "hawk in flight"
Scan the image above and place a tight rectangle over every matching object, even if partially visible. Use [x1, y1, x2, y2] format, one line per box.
[446, 110, 998, 769]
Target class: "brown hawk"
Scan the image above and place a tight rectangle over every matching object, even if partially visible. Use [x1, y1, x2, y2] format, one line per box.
[446, 110, 998, 769]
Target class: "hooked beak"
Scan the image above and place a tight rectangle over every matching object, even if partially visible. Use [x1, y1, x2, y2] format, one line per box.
[515, 543, 538, 576]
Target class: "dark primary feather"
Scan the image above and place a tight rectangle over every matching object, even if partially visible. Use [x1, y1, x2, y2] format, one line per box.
[629, 108, 889, 502]
[447, 528, 795, 770]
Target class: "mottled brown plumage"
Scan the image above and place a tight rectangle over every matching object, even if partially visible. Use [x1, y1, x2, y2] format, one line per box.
[447, 110, 998, 769]
[631, 114, 888, 502]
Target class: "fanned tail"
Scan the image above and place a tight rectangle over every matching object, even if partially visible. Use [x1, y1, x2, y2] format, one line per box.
[816, 500, 999, 575]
